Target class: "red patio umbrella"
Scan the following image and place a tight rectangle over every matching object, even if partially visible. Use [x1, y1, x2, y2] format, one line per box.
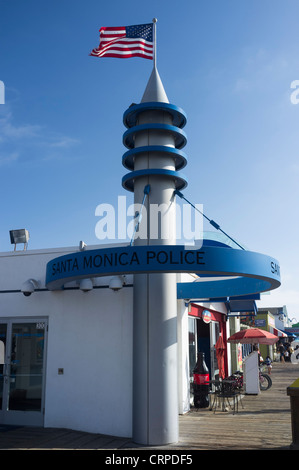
[215, 334, 226, 379]
[227, 328, 279, 345]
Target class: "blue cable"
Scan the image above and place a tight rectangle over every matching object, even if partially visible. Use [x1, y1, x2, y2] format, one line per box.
[130, 185, 151, 246]
[174, 190, 245, 250]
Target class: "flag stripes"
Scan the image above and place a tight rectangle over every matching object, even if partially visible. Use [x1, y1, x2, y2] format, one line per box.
[90, 24, 154, 60]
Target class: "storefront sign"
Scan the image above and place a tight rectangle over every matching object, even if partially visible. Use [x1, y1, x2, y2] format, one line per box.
[255, 319, 266, 327]
[285, 328, 299, 334]
[268, 316, 275, 327]
[202, 310, 212, 323]
[46, 244, 281, 297]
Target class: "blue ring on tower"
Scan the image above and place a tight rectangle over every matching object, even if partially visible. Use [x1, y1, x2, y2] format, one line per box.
[123, 124, 187, 149]
[122, 169, 188, 192]
[123, 102, 187, 129]
[122, 102, 188, 193]
[122, 146, 187, 171]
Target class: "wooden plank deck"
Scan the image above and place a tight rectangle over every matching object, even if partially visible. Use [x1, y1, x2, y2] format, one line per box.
[175, 361, 297, 450]
[0, 361, 297, 450]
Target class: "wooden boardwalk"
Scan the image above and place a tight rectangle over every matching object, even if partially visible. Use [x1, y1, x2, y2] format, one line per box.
[175, 361, 297, 450]
[0, 361, 297, 450]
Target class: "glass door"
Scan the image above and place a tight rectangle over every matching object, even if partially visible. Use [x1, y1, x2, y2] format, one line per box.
[209, 321, 220, 380]
[0, 319, 48, 426]
[188, 317, 197, 378]
[0, 323, 7, 413]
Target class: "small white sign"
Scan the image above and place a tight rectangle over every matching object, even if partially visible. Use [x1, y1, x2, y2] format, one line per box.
[0, 340, 5, 364]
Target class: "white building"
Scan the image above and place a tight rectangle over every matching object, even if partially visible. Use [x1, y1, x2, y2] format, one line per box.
[0, 243, 229, 437]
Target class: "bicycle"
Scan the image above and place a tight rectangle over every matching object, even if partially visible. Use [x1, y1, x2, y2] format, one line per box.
[228, 368, 272, 391]
[259, 370, 272, 390]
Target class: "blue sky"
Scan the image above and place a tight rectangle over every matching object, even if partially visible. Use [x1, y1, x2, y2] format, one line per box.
[1, 0, 299, 321]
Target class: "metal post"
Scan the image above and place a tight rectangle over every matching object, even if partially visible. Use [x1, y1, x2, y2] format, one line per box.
[152, 18, 157, 69]
[132, 102, 178, 445]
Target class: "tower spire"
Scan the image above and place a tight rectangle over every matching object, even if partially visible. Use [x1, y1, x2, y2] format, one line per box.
[141, 66, 169, 103]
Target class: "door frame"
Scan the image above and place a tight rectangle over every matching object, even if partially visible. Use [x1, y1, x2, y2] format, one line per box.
[0, 317, 48, 426]
[188, 303, 228, 378]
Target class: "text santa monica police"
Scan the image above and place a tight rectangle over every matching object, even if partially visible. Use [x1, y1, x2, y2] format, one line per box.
[49, 247, 205, 277]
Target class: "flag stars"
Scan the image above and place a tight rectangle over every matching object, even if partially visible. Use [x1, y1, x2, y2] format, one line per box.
[126, 24, 153, 42]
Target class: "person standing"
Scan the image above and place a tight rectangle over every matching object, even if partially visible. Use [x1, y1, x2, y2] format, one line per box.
[265, 356, 272, 374]
[278, 343, 285, 363]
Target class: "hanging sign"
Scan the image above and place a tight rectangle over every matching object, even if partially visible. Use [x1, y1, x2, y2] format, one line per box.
[45, 244, 281, 298]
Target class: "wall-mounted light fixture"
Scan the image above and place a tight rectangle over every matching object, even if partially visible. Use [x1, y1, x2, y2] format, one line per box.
[10, 229, 29, 251]
[79, 241, 87, 251]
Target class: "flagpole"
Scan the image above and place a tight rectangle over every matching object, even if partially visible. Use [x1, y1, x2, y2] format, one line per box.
[152, 18, 157, 69]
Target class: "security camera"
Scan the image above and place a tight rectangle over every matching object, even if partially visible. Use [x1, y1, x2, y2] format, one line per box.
[79, 278, 93, 292]
[109, 276, 124, 292]
[21, 279, 39, 297]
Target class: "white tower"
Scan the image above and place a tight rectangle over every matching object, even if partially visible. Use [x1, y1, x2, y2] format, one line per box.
[122, 67, 188, 445]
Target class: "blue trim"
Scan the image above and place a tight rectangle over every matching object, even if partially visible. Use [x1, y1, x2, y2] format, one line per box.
[202, 239, 232, 248]
[122, 169, 188, 192]
[231, 294, 261, 300]
[123, 124, 187, 150]
[122, 146, 187, 171]
[46, 245, 281, 298]
[185, 294, 261, 303]
[123, 102, 187, 129]
[177, 277, 276, 300]
[226, 299, 257, 313]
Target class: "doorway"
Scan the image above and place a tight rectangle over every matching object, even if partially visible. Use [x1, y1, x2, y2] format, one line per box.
[0, 318, 48, 426]
[188, 316, 222, 380]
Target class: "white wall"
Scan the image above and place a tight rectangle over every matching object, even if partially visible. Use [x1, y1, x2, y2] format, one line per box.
[1, 246, 228, 435]
[0, 246, 133, 437]
[177, 298, 190, 414]
[44, 287, 133, 436]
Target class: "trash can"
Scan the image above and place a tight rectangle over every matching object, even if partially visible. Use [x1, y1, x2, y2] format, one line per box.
[287, 378, 299, 449]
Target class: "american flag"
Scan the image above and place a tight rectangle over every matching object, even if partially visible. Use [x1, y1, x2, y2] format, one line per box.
[90, 24, 153, 60]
